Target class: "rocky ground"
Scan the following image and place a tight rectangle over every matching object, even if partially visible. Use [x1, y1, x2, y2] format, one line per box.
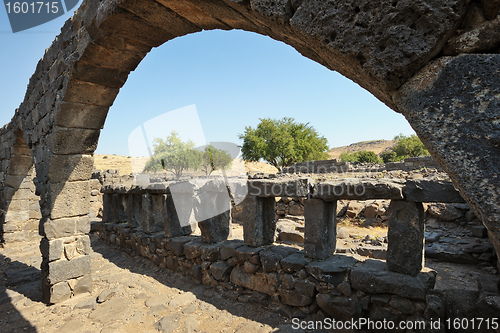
[2, 220, 498, 333]
[0, 237, 296, 333]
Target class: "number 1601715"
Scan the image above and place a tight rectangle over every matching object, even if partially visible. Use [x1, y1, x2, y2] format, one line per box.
[5, 2, 59, 14]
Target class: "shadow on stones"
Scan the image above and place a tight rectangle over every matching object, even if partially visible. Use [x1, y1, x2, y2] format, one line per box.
[90, 237, 291, 330]
[0, 253, 41, 332]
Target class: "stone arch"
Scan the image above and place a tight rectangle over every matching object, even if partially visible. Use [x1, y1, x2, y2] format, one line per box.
[2, 0, 499, 303]
[0, 126, 40, 244]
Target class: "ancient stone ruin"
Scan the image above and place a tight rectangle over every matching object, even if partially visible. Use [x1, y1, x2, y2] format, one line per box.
[0, 0, 499, 322]
[282, 156, 443, 174]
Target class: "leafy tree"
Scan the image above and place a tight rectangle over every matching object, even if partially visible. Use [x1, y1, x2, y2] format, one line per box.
[200, 145, 233, 176]
[238, 117, 329, 170]
[340, 150, 382, 163]
[381, 134, 430, 162]
[379, 150, 398, 163]
[392, 133, 429, 158]
[356, 150, 382, 163]
[339, 151, 359, 162]
[144, 131, 202, 180]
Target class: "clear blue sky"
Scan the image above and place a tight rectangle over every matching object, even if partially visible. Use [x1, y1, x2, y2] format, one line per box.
[0, 4, 415, 156]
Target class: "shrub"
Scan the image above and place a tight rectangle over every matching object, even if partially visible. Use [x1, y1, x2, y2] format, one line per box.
[340, 150, 382, 163]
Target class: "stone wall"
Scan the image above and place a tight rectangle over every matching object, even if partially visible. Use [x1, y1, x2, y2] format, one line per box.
[93, 222, 442, 324]
[91, 175, 499, 323]
[282, 156, 442, 174]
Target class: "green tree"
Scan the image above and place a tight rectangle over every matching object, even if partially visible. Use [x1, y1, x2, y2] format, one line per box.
[340, 150, 382, 163]
[200, 145, 233, 176]
[356, 150, 382, 163]
[381, 134, 430, 162]
[238, 117, 329, 170]
[143, 131, 202, 180]
[379, 150, 398, 163]
[340, 151, 359, 162]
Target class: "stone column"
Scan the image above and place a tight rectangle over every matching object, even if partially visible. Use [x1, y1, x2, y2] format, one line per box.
[127, 193, 142, 228]
[2, 133, 35, 243]
[242, 195, 276, 247]
[113, 193, 127, 223]
[141, 193, 166, 234]
[386, 200, 425, 276]
[304, 198, 337, 260]
[198, 211, 231, 243]
[39, 154, 94, 304]
[195, 179, 232, 243]
[164, 194, 193, 238]
[102, 193, 114, 223]
[2, 175, 33, 243]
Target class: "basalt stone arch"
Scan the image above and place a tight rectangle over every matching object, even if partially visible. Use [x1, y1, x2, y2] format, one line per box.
[0, 0, 499, 303]
[0, 125, 40, 244]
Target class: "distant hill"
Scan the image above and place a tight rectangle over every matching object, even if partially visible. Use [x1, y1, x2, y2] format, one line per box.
[328, 140, 396, 160]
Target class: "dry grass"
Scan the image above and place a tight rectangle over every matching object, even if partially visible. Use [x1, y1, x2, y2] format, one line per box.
[328, 139, 396, 160]
[93, 154, 278, 176]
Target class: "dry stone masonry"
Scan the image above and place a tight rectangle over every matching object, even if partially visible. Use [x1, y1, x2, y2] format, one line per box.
[89, 174, 498, 323]
[282, 156, 443, 174]
[97, 177, 466, 273]
[0, 0, 498, 305]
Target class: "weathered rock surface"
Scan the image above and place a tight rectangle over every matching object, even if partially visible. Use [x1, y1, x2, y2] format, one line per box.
[313, 179, 404, 201]
[387, 200, 425, 276]
[290, 0, 469, 106]
[427, 203, 464, 222]
[395, 54, 500, 269]
[404, 179, 465, 203]
[351, 259, 436, 300]
[306, 255, 359, 286]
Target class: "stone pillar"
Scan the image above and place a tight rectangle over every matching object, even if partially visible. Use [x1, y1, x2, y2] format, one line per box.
[2, 133, 36, 243]
[242, 195, 276, 247]
[195, 179, 232, 243]
[102, 193, 114, 223]
[141, 193, 166, 234]
[127, 193, 142, 228]
[164, 194, 193, 238]
[387, 200, 425, 276]
[39, 153, 94, 304]
[198, 211, 231, 243]
[2, 179, 32, 243]
[113, 193, 127, 223]
[304, 198, 337, 260]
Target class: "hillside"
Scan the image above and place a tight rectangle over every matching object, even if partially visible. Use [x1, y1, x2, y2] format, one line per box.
[328, 140, 396, 160]
[94, 140, 394, 175]
[93, 154, 277, 176]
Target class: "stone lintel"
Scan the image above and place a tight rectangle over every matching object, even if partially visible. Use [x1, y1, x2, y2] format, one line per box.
[247, 178, 312, 197]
